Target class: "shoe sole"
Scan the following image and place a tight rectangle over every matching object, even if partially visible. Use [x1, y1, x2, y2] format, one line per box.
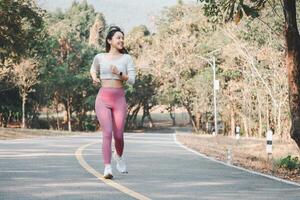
[104, 174, 113, 179]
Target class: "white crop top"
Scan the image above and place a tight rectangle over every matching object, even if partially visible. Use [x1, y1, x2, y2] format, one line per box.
[90, 53, 136, 85]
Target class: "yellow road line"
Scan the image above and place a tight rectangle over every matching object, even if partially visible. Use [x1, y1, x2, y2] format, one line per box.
[75, 141, 151, 200]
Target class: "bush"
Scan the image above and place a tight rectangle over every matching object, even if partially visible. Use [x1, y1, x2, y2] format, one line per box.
[277, 155, 300, 171]
[83, 117, 96, 132]
[29, 117, 50, 129]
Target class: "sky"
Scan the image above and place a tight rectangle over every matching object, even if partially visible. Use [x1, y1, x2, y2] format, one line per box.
[37, 0, 195, 32]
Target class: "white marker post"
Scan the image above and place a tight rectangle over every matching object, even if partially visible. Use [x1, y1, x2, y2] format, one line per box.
[235, 125, 240, 140]
[226, 147, 232, 165]
[266, 129, 273, 159]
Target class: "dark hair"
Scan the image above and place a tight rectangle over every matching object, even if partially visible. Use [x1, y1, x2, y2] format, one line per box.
[105, 26, 127, 54]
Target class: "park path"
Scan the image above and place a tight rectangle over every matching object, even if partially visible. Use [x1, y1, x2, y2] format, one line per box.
[0, 132, 299, 200]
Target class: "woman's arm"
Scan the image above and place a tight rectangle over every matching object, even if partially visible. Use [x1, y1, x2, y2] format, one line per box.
[90, 54, 101, 83]
[90, 71, 101, 83]
[110, 55, 135, 84]
[126, 56, 136, 85]
[111, 65, 129, 81]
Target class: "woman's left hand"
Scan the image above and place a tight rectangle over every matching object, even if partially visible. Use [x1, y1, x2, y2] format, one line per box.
[111, 65, 119, 75]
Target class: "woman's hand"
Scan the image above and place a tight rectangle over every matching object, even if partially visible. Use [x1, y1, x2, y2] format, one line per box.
[111, 65, 127, 81]
[92, 78, 101, 84]
[111, 65, 120, 75]
[90, 71, 101, 85]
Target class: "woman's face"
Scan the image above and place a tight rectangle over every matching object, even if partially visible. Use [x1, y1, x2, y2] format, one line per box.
[108, 31, 124, 51]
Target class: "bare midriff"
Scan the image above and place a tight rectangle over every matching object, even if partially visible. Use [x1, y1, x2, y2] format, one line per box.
[101, 79, 123, 88]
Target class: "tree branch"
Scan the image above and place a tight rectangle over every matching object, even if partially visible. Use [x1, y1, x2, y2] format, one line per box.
[267, 0, 282, 19]
[256, 16, 282, 37]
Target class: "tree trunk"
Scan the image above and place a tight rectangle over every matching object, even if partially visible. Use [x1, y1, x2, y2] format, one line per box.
[56, 106, 60, 130]
[277, 102, 282, 138]
[230, 107, 235, 136]
[258, 95, 263, 138]
[255, 80, 263, 138]
[181, 97, 198, 132]
[21, 93, 26, 128]
[148, 113, 154, 128]
[241, 114, 248, 137]
[141, 109, 146, 127]
[67, 97, 72, 132]
[8, 110, 12, 126]
[195, 112, 201, 131]
[283, 0, 300, 148]
[184, 104, 198, 132]
[78, 107, 87, 131]
[132, 107, 140, 127]
[248, 112, 252, 137]
[126, 105, 141, 129]
[168, 105, 176, 126]
[0, 113, 3, 127]
[266, 95, 270, 130]
[142, 107, 154, 128]
[54, 94, 60, 130]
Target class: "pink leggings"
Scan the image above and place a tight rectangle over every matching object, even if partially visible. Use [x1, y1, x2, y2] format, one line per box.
[95, 87, 127, 165]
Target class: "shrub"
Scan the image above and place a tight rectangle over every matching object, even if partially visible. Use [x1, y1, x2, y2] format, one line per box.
[277, 155, 300, 171]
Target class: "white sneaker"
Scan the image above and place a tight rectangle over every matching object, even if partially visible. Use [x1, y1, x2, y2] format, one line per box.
[103, 165, 113, 179]
[113, 153, 128, 173]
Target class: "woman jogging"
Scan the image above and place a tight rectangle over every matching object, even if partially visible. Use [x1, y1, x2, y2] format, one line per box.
[90, 26, 136, 179]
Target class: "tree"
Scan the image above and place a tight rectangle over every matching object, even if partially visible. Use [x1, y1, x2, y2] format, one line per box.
[218, 23, 289, 138]
[46, 0, 104, 42]
[12, 58, 39, 128]
[0, 0, 44, 128]
[125, 73, 159, 129]
[126, 25, 151, 58]
[124, 25, 159, 129]
[138, 3, 225, 132]
[40, 1, 104, 131]
[40, 35, 97, 132]
[0, 87, 21, 128]
[198, 0, 300, 148]
[0, 0, 44, 65]
[88, 14, 106, 48]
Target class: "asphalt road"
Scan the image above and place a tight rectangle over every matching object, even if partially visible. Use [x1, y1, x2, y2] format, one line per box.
[0, 132, 299, 200]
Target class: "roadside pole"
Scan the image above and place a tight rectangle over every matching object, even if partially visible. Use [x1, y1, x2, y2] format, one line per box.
[212, 56, 218, 136]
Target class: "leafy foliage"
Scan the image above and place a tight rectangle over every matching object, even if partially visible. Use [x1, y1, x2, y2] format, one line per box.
[45, 0, 104, 42]
[0, 0, 44, 63]
[277, 155, 300, 171]
[197, 0, 267, 23]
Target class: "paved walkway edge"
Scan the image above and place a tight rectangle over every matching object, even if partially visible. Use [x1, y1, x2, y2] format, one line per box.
[173, 133, 300, 188]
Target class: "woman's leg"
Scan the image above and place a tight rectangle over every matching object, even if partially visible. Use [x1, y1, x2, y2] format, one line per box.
[95, 95, 113, 165]
[112, 97, 127, 157]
